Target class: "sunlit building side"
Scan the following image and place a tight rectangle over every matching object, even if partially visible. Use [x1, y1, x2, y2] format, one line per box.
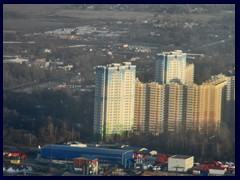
[94, 62, 136, 141]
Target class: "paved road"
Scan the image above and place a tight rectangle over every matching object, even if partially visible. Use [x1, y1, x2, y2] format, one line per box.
[192, 37, 233, 51]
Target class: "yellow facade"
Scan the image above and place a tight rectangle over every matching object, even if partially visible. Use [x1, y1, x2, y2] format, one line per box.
[185, 63, 194, 85]
[187, 74, 228, 135]
[148, 82, 165, 135]
[134, 79, 147, 134]
[199, 75, 228, 134]
[134, 80, 165, 135]
[186, 84, 200, 132]
[167, 82, 186, 133]
[133, 74, 229, 136]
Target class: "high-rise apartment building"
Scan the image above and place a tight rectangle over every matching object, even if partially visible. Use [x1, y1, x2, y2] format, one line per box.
[148, 82, 165, 135]
[185, 63, 194, 85]
[94, 62, 136, 141]
[186, 75, 229, 135]
[134, 81, 165, 135]
[199, 74, 228, 135]
[155, 50, 187, 84]
[134, 79, 147, 134]
[185, 75, 228, 135]
[166, 82, 187, 133]
[94, 50, 232, 139]
[186, 84, 201, 133]
[133, 74, 229, 136]
[221, 76, 235, 126]
[134, 81, 187, 135]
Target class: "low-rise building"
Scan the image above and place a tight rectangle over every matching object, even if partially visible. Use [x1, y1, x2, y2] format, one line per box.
[33, 58, 49, 68]
[209, 167, 227, 176]
[73, 157, 98, 175]
[168, 155, 194, 172]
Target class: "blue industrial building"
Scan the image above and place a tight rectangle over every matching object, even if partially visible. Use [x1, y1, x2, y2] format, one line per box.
[41, 145, 133, 168]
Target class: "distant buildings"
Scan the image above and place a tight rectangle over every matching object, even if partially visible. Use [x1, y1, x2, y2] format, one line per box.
[3, 58, 29, 64]
[133, 74, 231, 136]
[3, 54, 73, 72]
[134, 81, 165, 135]
[94, 50, 235, 140]
[94, 62, 136, 141]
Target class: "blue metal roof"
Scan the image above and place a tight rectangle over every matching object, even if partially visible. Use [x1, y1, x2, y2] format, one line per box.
[41, 144, 134, 168]
[42, 144, 132, 155]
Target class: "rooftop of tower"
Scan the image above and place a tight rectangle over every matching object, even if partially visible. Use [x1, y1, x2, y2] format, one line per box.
[203, 74, 228, 86]
[156, 50, 187, 56]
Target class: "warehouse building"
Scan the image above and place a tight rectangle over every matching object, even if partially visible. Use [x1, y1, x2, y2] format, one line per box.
[41, 145, 133, 168]
[168, 155, 194, 172]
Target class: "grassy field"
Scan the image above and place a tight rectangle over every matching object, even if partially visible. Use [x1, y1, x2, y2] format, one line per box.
[3, 4, 224, 33]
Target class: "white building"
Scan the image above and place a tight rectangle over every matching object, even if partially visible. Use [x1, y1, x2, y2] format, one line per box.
[94, 62, 136, 141]
[3, 58, 29, 64]
[155, 50, 187, 84]
[168, 155, 194, 172]
[44, 48, 52, 53]
[209, 167, 227, 176]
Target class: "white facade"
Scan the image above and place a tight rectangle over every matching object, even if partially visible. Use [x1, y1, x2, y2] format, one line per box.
[155, 50, 187, 84]
[94, 62, 136, 140]
[209, 168, 226, 176]
[168, 155, 194, 172]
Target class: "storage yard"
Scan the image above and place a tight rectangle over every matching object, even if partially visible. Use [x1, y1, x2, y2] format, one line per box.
[3, 143, 235, 176]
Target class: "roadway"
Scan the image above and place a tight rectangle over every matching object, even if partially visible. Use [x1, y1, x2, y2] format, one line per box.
[4, 75, 77, 94]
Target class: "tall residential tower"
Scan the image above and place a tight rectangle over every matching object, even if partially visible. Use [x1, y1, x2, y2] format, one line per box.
[222, 76, 235, 126]
[94, 62, 136, 141]
[155, 50, 187, 84]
